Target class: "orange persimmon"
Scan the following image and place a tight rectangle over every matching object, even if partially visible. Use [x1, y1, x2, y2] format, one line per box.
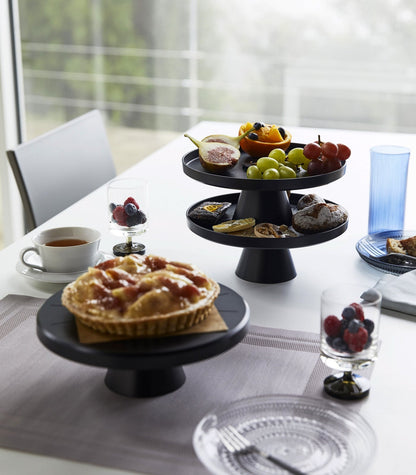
[239, 122, 292, 158]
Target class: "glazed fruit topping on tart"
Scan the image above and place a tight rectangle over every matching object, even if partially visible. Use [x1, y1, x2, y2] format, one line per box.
[61, 254, 220, 336]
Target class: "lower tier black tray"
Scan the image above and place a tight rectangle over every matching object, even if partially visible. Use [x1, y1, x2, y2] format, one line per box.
[187, 192, 347, 248]
[37, 284, 249, 398]
[186, 192, 348, 283]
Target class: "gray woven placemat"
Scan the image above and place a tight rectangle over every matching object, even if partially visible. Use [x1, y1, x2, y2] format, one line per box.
[0, 294, 367, 475]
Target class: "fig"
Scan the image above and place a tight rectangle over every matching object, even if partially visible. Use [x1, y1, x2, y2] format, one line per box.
[184, 134, 240, 172]
[201, 122, 262, 148]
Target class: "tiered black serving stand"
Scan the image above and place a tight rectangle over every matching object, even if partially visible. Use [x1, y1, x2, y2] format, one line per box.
[183, 143, 348, 283]
[37, 284, 249, 398]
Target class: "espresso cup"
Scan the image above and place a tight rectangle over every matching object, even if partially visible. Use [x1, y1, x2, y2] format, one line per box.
[20, 226, 101, 273]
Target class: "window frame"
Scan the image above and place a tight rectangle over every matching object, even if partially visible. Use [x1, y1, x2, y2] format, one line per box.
[0, 0, 26, 244]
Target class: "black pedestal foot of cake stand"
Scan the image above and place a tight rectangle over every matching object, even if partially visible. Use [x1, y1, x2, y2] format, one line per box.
[236, 248, 297, 283]
[105, 366, 186, 397]
[113, 242, 146, 256]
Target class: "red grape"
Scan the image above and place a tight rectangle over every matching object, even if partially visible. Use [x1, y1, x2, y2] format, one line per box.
[336, 143, 351, 160]
[303, 142, 322, 160]
[321, 142, 338, 159]
[307, 159, 325, 175]
[323, 157, 342, 172]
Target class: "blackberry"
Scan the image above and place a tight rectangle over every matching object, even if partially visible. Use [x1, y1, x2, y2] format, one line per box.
[364, 336, 373, 349]
[363, 318, 375, 335]
[137, 209, 147, 224]
[332, 337, 348, 352]
[126, 209, 147, 227]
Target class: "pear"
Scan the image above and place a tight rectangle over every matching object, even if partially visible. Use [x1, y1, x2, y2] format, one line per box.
[201, 122, 263, 148]
[184, 134, 240, 173]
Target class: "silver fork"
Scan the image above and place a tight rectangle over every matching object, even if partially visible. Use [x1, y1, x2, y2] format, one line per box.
[360, 239, 384, 256]
[217, 425, 308, 475]
[374, 252, 416, 267]
[360, 240, 416, 266]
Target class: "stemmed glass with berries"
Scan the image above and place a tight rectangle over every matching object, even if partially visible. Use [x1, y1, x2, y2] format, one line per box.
[107, 177, 149, 256]
[320, 284, 381, 400]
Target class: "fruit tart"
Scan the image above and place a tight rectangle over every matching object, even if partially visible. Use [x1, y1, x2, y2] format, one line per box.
[62, 254, 220, 337]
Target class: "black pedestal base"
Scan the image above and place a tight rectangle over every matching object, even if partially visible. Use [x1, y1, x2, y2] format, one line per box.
[105, 367, 186, 397]
[236, 248, 297, 283]
[113, 242, 146, 256]
[324, 371, 370, 400]
[37, 284, 249, 398]
[234, 189, 292, 225]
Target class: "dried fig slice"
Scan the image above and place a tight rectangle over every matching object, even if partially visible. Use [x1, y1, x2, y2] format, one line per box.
[184, 134, 240, 172]
[254, 223, 282, 238]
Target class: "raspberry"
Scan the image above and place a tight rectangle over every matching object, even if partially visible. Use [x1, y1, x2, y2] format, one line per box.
[324, 315, 341, 337]
[124, 196, 140, 209]
[344, 326, 368, 352]
[112, 205, 128, 226]
[349, 302, 365, 321]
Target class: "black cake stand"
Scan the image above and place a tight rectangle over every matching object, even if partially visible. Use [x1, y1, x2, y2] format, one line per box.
[37, 284, 249, 398]
[183, 145, 348, 283]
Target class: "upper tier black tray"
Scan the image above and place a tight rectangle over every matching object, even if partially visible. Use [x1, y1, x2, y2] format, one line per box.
[182, 143, 346, 191]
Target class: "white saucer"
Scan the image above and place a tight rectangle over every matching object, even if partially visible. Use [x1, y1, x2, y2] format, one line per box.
[16, 251, 112, 284]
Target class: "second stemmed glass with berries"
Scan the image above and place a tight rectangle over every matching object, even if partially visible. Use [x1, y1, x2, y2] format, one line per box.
[320, 284, 382, 400]
[107, 177, 149, 256]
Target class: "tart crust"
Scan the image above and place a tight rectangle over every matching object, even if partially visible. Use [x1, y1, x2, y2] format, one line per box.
[62, 254, 220, 337]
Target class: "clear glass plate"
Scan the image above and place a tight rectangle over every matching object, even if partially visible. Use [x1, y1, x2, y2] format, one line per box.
[356, 230, 416, 275]
[193, 394, 376, 475]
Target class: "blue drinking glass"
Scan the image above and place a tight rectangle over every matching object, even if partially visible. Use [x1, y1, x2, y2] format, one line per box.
[368, 145, 410, 234]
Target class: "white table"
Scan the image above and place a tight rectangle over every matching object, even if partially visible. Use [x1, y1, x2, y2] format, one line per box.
[1, 121, 416, 474]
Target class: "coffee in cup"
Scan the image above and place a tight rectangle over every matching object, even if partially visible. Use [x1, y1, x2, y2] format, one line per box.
[20, 226, 101, 273]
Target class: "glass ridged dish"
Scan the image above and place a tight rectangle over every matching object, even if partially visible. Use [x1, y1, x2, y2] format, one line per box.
[193, 394, 376, 475]
[356, 230, 416, 275]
